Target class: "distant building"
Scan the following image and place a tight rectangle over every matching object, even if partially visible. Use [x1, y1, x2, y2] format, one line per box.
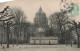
[34, 7, 48, 37]
[34, 7, 48, 28]
[30, 37, 58, 45]
[30, 7, 58, 44]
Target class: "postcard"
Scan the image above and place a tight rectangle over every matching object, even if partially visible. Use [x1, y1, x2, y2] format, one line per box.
[0, 0, 80, 51]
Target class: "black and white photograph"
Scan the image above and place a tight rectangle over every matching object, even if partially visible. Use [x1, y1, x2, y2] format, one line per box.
[0, 0, 80, 51]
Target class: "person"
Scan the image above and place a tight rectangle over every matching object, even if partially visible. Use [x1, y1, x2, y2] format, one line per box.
[49, 41, 50, 45]
[2, 45, 5, 49]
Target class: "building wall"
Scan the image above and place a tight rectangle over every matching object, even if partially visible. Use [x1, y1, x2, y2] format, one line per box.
[30, 37, 58, 45]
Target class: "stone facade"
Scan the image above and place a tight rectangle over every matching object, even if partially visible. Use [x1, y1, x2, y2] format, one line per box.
[34, 7, 48, 37]
[30, 37, 58, 45]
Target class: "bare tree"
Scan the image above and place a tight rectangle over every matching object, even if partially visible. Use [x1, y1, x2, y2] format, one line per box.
[9, 7, 27, 46]
[0, 6, 9, 46]
[72, 21, 80, 48]
[49, 11, 69, 44]
[0, 6, 15, 48]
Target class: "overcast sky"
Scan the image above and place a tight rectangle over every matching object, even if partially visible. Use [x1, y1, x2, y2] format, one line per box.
[0, 0, 80, 23]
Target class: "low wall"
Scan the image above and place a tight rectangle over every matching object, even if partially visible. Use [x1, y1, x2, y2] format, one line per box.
[30, 37, 58, 45]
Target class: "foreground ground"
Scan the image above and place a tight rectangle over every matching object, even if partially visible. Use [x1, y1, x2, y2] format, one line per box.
[0, 44, 80, 51]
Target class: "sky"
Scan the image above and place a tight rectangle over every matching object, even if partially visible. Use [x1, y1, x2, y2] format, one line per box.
[0, 0, 14, 2]
[0, 0, 61, 23]
[0, 0, 80, 23]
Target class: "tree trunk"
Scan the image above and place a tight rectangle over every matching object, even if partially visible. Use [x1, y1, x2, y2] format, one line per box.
[77, 35, 80, 48]
[7, 22, 10, 48]
[1, 21, 5, 46]
[13, 30, 15, 47]
[16, 35, 19, 46]
[70, 40, 72, 47]
[13, 38, 14, 47]
[16, 26, 19, 46]
[76, 26, 80, 48]
[1, 35, 2, 46]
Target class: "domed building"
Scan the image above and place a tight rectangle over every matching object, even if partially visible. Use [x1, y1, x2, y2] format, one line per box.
[30, 7, 58, 45]
[34, 7, 48, 37]
[34, 7, 48, 28]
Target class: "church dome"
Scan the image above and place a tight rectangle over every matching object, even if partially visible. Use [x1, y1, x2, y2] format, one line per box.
[35, 7, 46, 16]
[34, 7, 48, 37]
[34, 7, 48, 28]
